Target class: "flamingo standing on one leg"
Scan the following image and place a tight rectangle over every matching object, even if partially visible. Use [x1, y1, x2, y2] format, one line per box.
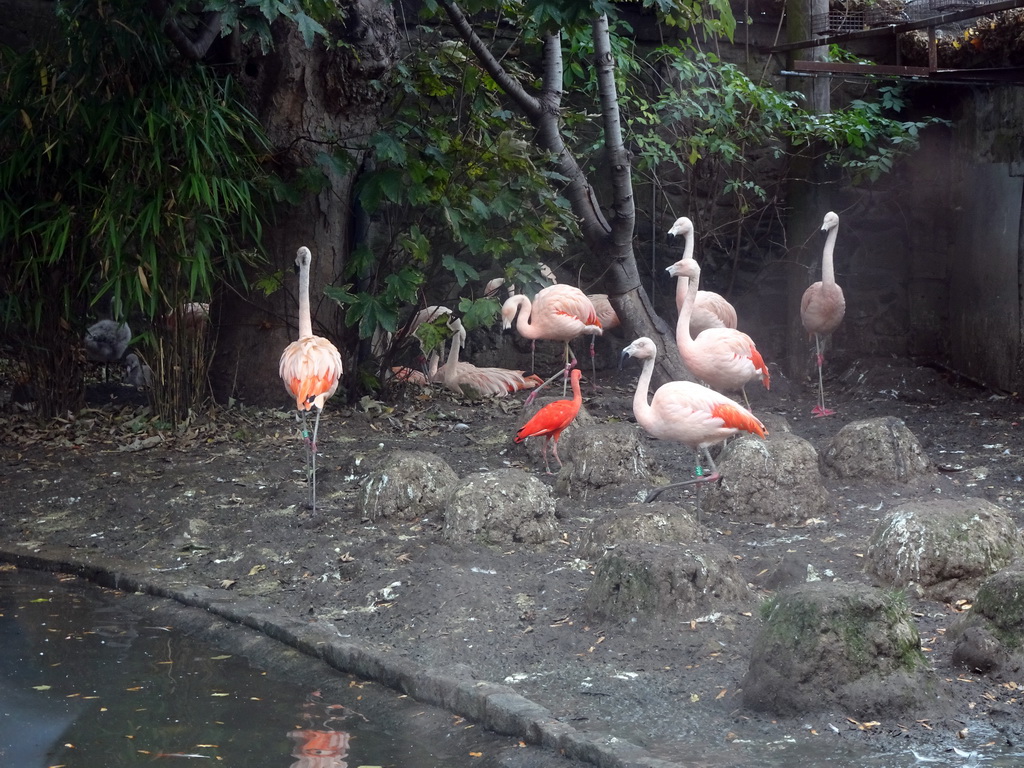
[620, 337, 767, 510]
[667, 217, 738, 336]
[514, 367, 583, 474]
[667, 258, 770, 408]
[279, 246, 344, 514]
[501, 284, 602, 404]
[801, 211, 846, 417]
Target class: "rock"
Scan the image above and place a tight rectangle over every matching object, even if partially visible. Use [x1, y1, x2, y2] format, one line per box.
[742, 582, 936, 718]
[948, 563, 1024, 674]
[559, 424, 658, 498]
[950, 627, 1008, 674]
[700, 430, 829, 524]
[865, 499, 1024, 602]
[582, 540, 751, 624]
[443, 469, 558, 546]
[761, 552, 814, 591]
[822, 416, 930, 483]
[360, 450, 459, 522]
[576, 504, 702, 560]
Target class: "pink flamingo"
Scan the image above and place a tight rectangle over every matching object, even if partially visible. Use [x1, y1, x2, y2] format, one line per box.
[514, 367, 583, 474]
[279, 246, 344, 513]
[667, 217, 738, 336]
[620, 337, 767, 506]
[434, 317, 543, 398]
[667, 258, 769, 408]
[801, 211, 846, 417]
[501, 284, 602, 403]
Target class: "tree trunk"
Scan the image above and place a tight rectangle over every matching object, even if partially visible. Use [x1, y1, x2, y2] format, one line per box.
[784, 0, 830, 380]
[210, 3, 398, 406]
[439, 4, 688, 388]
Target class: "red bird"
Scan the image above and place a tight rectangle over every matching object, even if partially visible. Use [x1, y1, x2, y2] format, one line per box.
[514, 368, 583, 474]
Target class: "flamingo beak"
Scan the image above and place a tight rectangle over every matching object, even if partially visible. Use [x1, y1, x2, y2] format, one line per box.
[618, 349, 632, 370]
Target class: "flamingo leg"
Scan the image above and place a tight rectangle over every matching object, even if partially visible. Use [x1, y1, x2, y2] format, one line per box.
[541, 436, 552, 474]
[811, 333, 835, 417]
[309, 405, 324, 513]
[644, 448, 721, 519]
[551, 435, 564, 471]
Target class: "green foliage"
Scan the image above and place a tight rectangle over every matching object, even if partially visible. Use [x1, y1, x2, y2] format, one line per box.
[0, 1, 278, 421]
[327, 33, 581, 383]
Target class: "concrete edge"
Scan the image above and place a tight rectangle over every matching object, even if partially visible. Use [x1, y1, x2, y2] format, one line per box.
[0, 544, 684, 768]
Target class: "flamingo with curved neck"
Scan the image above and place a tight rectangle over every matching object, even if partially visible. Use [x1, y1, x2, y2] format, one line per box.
[667, 258, 769, 407]
[620, 337, 767, 505]
[667, 216, 738, 336]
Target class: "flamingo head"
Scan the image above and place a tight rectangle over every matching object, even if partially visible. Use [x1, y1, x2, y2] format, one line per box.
[822, 211, 839, 232]
[500, 295, 526, 330]
[665, 258, 700, 281]
[295, 246, 312, 271]
[619, 337, 657, 368]
[667, 216, 694, 238]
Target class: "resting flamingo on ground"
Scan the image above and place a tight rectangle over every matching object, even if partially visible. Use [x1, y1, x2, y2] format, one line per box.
[515, 367, 583, 474]
[501, 284, 602, 404]
[279, 246, 344, 514]
[667, 217, 738, 336]
[433, 317, 543, 398]
[800, 211, 846, 417]
[620, 337, 767, 506]
[668, 258, 769, 408]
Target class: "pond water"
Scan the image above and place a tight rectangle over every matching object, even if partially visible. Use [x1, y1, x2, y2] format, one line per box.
[3, 566, 1023, 768]
[0, 567, 558, 768]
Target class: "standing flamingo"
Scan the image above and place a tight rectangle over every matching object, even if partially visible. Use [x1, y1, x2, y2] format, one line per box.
[667, 217, 738, 336]
[801, 211, 846, 417]
[501, 284, 602, 403]
[434, 317, 543, 398]
[514, 367, 583, 474]
[668, 258, 770, 407]
[620, 337, 767, 506]
[279, 246, 344, 513]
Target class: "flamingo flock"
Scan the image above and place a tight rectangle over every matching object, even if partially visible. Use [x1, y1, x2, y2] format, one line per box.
[275, 210, 843, 506]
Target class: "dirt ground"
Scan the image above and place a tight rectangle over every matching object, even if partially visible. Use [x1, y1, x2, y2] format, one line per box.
[2, 351, 1023, 766]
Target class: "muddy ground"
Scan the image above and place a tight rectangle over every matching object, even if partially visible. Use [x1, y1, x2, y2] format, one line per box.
[1, 351, 1023, 766]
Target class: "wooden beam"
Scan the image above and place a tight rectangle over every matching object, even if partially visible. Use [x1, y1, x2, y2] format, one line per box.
[789, 60, 934, 77]
[771, 0, 1024, 53]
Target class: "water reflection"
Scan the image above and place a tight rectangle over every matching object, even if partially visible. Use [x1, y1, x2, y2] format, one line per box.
[0, 567, 560, 768]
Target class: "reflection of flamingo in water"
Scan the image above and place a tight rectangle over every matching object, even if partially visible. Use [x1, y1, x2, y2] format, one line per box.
[620, 337, 767, 508]
[801, 211, 846, 417]
[667, 216, 738, 336]
[501, 284, 602, 404]
[287, 729, 350, 768]
[278, 246, 344, 514]
[434, 317, 542, 398]
[515, 367, 583, 474]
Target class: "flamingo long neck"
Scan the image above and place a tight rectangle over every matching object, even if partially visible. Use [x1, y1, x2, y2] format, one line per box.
[444, 329, 462, 369]
[631, 354, 657, 432]
[821, 224, 839, 286]
[674, 231, 694, 310]
[513, 295, 540, 340]
[298, 258, 313, 339]
[674, 272, 699, 352]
